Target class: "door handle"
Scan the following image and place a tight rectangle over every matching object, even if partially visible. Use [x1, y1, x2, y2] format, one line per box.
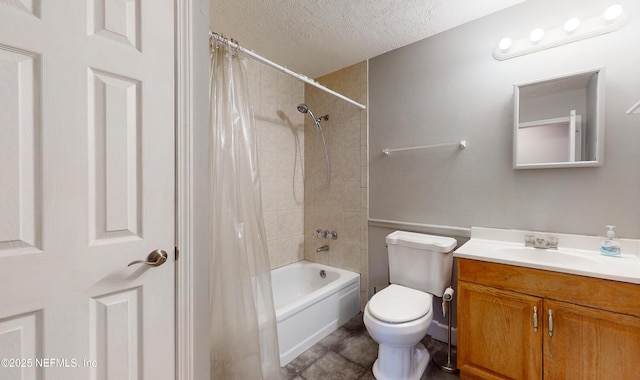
[128, 249, 168, 267]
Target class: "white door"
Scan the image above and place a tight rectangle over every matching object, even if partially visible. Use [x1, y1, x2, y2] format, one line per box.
[0, 1, 175, 379]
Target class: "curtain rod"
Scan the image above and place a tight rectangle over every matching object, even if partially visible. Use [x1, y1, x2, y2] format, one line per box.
[209, 32, 366, 110]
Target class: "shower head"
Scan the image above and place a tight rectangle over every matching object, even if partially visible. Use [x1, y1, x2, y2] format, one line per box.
[297, 103, 318, 125]
[297, 104, 329, 123]
[297, 104, 309, 114]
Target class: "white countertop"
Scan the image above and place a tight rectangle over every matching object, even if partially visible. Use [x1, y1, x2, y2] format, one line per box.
[454, 227, 640, 285]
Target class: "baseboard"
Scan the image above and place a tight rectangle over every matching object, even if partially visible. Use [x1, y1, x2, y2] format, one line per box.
[427, 320, 457, 347]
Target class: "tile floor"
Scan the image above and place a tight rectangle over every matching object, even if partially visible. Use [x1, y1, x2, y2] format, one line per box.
[280, 313, 461, 380]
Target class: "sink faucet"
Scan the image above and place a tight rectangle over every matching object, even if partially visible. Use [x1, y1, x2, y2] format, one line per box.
[525, 234, 559, 249]
[316, 245, 329, 253]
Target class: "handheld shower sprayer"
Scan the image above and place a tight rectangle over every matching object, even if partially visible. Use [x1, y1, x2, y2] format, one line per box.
[296, 104, 331, 190]
[296, 103, 310, 114]
[297, 103, 329, 123]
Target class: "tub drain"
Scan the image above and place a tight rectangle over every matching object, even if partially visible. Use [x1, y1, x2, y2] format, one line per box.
[319, 270, 326, 279]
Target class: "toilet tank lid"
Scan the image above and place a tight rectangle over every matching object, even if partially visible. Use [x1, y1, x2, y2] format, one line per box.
[386, 231, 457, 252]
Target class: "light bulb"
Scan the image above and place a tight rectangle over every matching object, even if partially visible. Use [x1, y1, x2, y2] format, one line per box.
[564, 17, 581, 33]
[603, 5, 623, 21]
[529, 28, 545, 43]
[498, 37, 512, 51]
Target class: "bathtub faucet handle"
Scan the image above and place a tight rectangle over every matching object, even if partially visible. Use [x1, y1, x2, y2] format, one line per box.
[314, 229, 337, 240]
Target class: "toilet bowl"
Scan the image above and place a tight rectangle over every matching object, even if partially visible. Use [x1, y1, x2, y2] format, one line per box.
[364, 284, 433, 380]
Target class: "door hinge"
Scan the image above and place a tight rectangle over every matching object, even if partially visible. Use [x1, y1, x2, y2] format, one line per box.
[174, 246, 179, 261]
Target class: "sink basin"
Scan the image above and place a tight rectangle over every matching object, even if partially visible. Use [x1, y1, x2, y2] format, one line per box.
[453, 227, 640, 284]
[494, 246, 600, 266]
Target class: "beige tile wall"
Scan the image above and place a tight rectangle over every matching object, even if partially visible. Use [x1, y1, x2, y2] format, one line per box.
[303, 61, 369, 310]
[247, 58, 369, 310]
[247, 60, 306, 269]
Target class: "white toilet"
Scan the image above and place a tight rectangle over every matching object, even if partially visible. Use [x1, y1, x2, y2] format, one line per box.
[364, 231, 457, 380]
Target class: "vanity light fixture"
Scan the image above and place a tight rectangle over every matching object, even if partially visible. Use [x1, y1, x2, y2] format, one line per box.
[498, 37, 513, 51]
[493, 4, 629, 60]
[564, 17, 581, 33]
[603, 4, 623, 21]
[529, 28, 545, 43]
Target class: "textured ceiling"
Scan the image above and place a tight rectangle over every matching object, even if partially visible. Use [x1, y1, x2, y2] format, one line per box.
[210, 0, 525, 78]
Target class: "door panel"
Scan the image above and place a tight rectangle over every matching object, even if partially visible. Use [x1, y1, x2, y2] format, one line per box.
[0, 311, 42, 379]
[0, 45, 40, 254]
[458, 282, 543, 380]
[91, 288, 143, 379]
[88, 68, 142, 243]
[0, 1, 175, 379]
[544, 299, 640, 379]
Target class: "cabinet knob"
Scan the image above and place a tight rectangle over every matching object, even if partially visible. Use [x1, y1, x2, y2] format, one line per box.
[533, 306, 538, 332]
[548, 309, 554, 337]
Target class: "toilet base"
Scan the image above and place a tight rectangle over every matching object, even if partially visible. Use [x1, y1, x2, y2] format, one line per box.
[372, 342, 429, 380]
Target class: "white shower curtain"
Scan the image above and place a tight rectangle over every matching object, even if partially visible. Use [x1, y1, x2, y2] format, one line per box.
[209, 39, 280, 380]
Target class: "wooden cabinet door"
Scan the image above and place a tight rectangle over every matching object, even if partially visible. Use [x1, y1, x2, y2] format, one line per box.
[544, 299, 640, 379]
[458, 282, 543, 380]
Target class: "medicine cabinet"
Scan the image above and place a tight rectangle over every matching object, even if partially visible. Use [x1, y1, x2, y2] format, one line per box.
[513, 68, 605, 169]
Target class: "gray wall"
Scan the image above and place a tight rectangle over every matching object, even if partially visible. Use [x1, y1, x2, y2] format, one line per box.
[368, 0, 640, 331]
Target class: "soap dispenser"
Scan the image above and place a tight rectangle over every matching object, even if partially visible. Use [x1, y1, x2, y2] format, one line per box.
[601, 225, 621, 257]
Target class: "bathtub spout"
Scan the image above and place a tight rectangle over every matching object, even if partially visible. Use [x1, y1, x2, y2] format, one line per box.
[316, 245, 329, 253]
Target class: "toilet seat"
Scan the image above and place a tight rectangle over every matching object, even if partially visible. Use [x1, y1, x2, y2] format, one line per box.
[368, 284, 432, 323]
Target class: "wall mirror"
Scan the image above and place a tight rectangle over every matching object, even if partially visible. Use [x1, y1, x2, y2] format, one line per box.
[513, 68, 605, 169]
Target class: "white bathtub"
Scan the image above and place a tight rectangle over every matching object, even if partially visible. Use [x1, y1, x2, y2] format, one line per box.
[271, 260, 360, 366]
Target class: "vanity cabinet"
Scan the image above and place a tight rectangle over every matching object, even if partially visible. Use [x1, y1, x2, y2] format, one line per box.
[457, 258, 640, 380]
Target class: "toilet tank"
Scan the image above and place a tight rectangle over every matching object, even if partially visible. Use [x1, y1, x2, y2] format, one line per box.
[386, 231, 457, 297]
